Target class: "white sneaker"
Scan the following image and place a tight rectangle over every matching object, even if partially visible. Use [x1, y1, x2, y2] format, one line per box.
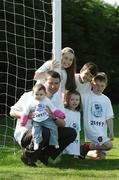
[74, 155, 79, 159]
[34, 143, 39, 150]
[55, 145, 59, 149]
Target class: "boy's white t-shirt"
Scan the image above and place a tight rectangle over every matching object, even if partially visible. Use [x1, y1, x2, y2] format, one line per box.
[22, 96, 57, 122]
[75, 73, 91, 95]
[36, 60, 67, 93]
[81, 90, 114, 144]
[64, 108, 81, 155]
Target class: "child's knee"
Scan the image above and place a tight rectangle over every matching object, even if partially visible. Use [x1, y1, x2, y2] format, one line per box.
[105, 141, 113, 150]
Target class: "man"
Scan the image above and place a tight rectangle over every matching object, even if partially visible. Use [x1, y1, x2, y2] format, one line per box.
[10, 71, 77, 166]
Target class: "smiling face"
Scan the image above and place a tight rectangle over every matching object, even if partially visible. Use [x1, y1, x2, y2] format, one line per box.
[44, 76, 60, 97]
[69, 94, 80, 111]
[61, 51, 74, 69]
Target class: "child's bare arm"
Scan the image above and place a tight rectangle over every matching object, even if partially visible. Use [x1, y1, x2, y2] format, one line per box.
[107, 118, 114, 140]
[34, 72, 46, 80]
[45, 106, 65, 127]
[51, 60, 60, 70]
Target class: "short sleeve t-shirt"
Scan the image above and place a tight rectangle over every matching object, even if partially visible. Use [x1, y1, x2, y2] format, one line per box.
[22, 96, 57, 122]
[64, 108, 81, 155]
[81, 91, 114, 144]
[75, 73, 91, 95]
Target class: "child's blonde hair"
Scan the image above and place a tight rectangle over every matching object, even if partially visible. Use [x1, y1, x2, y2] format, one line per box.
[93, 72, 108, 85]
[61, 47, 75, 55]
[64, 90, 81, 111]
[62, 47, 76, 91]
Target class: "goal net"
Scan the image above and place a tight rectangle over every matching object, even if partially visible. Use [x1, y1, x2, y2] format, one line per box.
[0, 0, 58, 147]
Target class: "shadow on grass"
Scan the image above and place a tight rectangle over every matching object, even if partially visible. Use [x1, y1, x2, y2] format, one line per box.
[49, 155, 119, 170]
[0, 148, 119, 172]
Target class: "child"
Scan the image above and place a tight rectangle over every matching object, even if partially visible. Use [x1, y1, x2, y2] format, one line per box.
[81, 72, 114, 159]
[63, 90, 81, 156]
[75, 62, 98, 95]
[34, 47, 76, 92]
[75, 62, 99, 159]
[20, 83, 65, 151]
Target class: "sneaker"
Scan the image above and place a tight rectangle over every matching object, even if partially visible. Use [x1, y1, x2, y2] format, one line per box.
[34, 143, 39, 151]
[21, 152, 37, 167]
[39, 153, 49, 166]
[55, 144, 59, 149]
[74, 155, 79, 159]
[79, 144, 90, 159]
[25, 148, 38, 162]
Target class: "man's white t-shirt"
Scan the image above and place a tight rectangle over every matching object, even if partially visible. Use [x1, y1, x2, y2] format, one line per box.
[81, 90, 114, 144]
[64, 108, 81, 155]
[11, 91, 33, 145]
[50, 91, 65, 113]
[75, 73, 91, 95]
[36, 60, 67, 93]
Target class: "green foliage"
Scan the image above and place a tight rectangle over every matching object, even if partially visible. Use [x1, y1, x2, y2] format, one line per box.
[0, 0, 119, 111]
[0, 104, 119, 179]
[62, 0, 119, 103]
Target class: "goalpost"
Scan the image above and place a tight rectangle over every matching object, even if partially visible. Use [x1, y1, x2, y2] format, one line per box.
[52, 0, 61, 73]
[0, 0, 61, 147]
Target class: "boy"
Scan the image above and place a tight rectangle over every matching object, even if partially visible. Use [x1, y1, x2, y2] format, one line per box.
[75, 62, 99, 159]
[81, 72, 114, 159]
[75, 62, 98, 95]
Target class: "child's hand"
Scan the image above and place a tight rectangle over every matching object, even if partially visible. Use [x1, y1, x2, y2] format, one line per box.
[28, 112, 35, 119]
[51, 60, 60, 70]
[45, 106, 55, 118]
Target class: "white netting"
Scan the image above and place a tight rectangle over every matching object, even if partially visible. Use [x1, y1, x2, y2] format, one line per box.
[0, 0, 53, 147]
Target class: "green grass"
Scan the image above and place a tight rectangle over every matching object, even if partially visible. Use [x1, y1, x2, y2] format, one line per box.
[0, 105, 119, 180]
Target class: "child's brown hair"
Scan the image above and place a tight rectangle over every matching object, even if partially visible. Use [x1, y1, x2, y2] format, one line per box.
[64, 90, 81, 111]
[62, 47, 76, 91]
[33, 83, 46, 93]
[80, 62, 98, 76]
[93, 72, 108, 85]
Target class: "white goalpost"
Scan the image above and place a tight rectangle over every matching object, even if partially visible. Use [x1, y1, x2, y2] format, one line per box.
[52, 0, 61, 73]
[0, 0, 61, 147]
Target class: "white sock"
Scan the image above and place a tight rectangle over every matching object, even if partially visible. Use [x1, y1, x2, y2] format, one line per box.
[55, 145, 59, 149]
[34, 143, 39, 150]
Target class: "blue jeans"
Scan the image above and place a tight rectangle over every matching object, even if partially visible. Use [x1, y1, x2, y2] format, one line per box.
[32, 118, 58, 147]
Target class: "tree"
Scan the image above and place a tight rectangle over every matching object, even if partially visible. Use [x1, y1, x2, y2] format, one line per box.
[62, 0, 119, 103]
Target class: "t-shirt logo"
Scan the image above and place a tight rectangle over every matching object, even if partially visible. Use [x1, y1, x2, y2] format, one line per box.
[72, 122, 79, 131]
[91, 102, 103, 117]
[35, 104, 45, 112]
[34, 103, 48, 120]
